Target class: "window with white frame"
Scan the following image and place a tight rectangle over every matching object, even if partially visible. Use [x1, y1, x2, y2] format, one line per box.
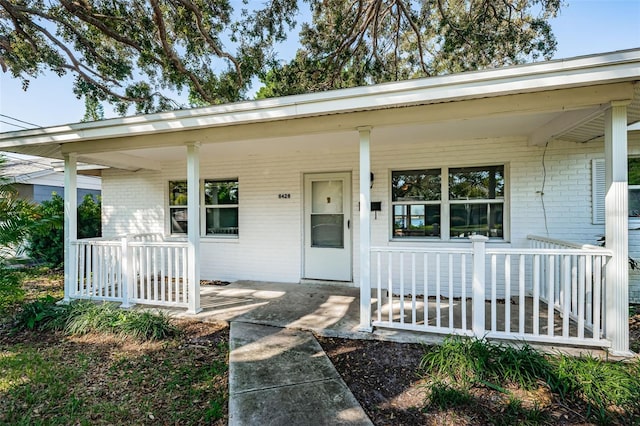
[392, 165, 505, 240]
[629, 158, 640, 219]
[204, 180, 238, 235]
[168, 179, 239, 236]
[169, 181, 188, 234]
[592, 158, 640, 223]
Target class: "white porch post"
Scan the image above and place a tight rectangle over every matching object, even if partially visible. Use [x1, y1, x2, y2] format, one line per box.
[186, 142, 202, 314]
[358, 127, 373, 331]
[604, 101, 631, 355]
[470, 235, 488, 337]
[63, 153, 77, 303]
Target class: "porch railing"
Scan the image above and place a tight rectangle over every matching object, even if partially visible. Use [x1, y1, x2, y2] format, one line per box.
[71, 234, 190, 308]
[371, 235, 612, 348]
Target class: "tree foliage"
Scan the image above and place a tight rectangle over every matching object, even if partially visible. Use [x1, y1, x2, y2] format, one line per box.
[0, 155, 36, 257]
[1, 0, 298, 114]
[1, 1, 561, 113]
[257, 0, 561, 97]
[26, 193, 101, 267]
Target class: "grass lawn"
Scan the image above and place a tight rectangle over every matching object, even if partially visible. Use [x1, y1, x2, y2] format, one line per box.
[2, 267, 640, 425]
[0, 269, 228, 426]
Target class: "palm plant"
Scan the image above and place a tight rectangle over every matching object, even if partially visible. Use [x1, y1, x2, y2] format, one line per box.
[0, 155, 36, 260]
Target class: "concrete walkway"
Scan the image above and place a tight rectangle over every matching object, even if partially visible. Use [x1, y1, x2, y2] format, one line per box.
[229, 322, 373, 426]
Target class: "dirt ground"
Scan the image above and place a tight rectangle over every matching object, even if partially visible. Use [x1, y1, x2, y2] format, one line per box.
[318, 305, 640, 426]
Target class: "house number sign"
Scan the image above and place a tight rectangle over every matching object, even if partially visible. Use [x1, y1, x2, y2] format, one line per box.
[278, 193, 291, 199]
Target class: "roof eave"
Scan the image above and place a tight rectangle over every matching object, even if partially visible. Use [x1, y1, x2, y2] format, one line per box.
[1, 48, 639, 148]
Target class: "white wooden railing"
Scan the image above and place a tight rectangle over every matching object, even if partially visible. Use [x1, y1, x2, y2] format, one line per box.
[371, 235, 613, 348]
[71, 234, 190, 308]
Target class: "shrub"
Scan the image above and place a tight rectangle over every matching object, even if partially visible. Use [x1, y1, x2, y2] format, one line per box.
[0, 266, 24, 312]
[13, 295, 68, 330]
[14, 298, 178, 341]
[26, 194, 102, 267]
[77, 194, 102, 239]
[420, 336, 552, 391]
[26, 194, 64, 267]
[551, 353, 640, 421]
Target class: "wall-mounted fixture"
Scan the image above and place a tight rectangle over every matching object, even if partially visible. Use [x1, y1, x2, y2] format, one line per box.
[370, 172, 375, 189]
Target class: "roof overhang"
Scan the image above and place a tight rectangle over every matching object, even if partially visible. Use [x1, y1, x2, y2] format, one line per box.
[1, 48, 639, 170]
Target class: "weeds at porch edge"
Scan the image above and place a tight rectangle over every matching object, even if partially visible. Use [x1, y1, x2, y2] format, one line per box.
[13, 298, 178, 341]
[419, 335, 640, 424]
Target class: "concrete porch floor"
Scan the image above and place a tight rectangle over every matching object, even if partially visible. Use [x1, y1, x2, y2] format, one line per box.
[156, 280, 609, 355]
[166, 280, 443, 344]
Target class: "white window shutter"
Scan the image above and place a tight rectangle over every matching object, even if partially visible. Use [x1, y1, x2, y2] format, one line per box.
[592, 158, 605, 224]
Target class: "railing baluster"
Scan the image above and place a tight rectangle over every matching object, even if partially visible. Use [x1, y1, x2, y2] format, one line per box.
[461, 254, 466, 330]
[168, 246, 174, 303]
[563, 255, 571, 338]
[146, 246, 151, 301]
[387, 252, 392, 323]
[399, 253, 405, 324]
[533, 254, 540, 336]
[578, 255, 586, 339]
[79, 244, 86, 297]
[547, 255, 555, 337]
[87, 245, 94, 297]
[519, 255, 525, 335]
[491, 254, 497, 332]
[571, 255, 578, 317]
[424, 253, 429, 328]
[182, 246, 188, 304]
[593, 256, 602, 340]
[436, 253, 441, 329]
[449, 253, 454, 330]
[504, 254, 510, 333]
[586, 255, 593, 327]
[161, 246, 166, 303]
[376, 252, 381, 323]
[412, 253, 417, 326]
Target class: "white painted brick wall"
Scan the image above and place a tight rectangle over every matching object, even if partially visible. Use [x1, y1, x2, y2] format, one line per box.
[100, 132, 640, 300]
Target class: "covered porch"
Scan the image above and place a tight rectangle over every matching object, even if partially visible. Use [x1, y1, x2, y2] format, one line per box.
[1, 49, 639, 355]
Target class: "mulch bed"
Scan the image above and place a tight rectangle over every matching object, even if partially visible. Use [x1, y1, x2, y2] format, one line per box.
[317, 306, 640, 426]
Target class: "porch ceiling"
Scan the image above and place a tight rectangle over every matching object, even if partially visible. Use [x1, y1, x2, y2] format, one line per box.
[1, 47, 639, 170]
[117, 110, 563, 164]
[556, 83, 640, 144]
[5, 83, 633, 171]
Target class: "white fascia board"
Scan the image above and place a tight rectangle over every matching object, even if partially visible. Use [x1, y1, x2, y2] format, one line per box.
[18, 173, 101, 190]
[1, 49, 639, 149]
[10, 169, 56, 183]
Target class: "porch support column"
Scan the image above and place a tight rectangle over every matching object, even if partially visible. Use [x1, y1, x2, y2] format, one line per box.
[604, 101, 631, 355]
[63, 153, 77, 303]
[186, 142, 202, 314]
[358, 126, 373, 332]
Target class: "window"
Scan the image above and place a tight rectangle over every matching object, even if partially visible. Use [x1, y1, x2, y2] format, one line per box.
[168, 179, 239, 236]
[592, 158, 640, 223]
[629, 158, 640, 219]
[392, 169, 441, 237]
[204, 180, 238, 235]
[169, 181, 188, 234]
[449, 166, 504, 239]
[392, 165, 505, 240]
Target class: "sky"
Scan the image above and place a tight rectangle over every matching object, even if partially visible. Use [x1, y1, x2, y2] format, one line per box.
[0, 0, 639, 133]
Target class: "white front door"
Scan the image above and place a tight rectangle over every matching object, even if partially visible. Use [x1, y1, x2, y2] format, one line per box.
[304, 172, 352, 281]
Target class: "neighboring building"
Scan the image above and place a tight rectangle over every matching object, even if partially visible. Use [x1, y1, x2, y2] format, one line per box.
[1, 49, 639, 355]
[0, 155, 101, 204]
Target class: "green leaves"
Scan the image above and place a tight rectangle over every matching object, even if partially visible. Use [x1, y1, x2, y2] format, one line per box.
[259, 0, 561, 97]
[1, 0, 300, 114]
[2, 1, 562, 113]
